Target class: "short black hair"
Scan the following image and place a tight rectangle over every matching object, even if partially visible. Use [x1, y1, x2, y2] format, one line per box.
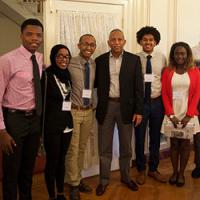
[50, 44, 71, 66]
[109, 29, 124, 39]
[21, 18, 43, 33]
[79, 34, 96, 43]
[136, 26, 161, 45]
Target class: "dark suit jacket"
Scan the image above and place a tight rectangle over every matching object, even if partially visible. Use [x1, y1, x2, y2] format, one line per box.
[95, 51, 144, 125]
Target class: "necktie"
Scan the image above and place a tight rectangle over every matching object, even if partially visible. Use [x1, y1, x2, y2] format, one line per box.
[83, 62, 90, 106]
[145, 55, 152, 103]
[31, 54, 42, 116]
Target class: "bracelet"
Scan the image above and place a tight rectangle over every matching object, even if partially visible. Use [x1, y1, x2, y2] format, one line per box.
[169, 115, 175, 119]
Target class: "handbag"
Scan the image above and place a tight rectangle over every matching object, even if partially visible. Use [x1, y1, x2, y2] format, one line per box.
[164, 120, 195, 139]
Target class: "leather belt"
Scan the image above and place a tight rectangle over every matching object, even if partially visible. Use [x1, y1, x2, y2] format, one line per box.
[108, 97, 120, 102]
[4, 108, 36, 117]
[71, 104, 92, 110]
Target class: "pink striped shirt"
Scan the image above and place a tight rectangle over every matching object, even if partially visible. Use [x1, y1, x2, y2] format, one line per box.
[0, 45, 43, 129]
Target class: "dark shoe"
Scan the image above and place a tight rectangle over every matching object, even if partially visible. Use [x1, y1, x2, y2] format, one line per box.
[148, 170, 167, 183]
[176, 175, 185, 187]
[79, 180, 93, 193]
[56, 194, 67, 200]
[70, 186, 80, 200]
[96, 184, 108, 196]
[169, 173, 178, 185]
[136, 171, 146, 185]
[192, 167, 200, 178]
[121, 180, 139, 191]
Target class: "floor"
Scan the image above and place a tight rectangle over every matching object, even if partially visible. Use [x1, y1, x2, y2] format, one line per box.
[0, 151, 200, 200]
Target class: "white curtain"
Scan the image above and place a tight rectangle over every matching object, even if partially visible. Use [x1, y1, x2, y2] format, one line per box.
[57, 10, 118, 57]
[56, 10, 119, 168]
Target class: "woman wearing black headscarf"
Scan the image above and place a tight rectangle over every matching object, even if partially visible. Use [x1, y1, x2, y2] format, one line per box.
[42, 44, 73, 200]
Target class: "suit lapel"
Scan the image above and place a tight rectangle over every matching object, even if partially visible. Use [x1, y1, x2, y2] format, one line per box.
[119, 51, 127, 83]
[104, 52, 110, 85]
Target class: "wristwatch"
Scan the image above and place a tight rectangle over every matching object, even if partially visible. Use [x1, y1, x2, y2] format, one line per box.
[169, 115, 175, 119]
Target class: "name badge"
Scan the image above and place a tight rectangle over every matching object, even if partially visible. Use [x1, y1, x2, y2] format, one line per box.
[82, 89, 92, 99]
[144, 74, 154, 82]
[173, 92, 184, 100]
[62, 101, 71, 111]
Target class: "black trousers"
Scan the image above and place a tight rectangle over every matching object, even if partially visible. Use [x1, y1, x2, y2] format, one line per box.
[44, 131, 72, 198]
[194, 101, 200, 168]
[2, 109, 41, 200]
[135, 97, 164, 172]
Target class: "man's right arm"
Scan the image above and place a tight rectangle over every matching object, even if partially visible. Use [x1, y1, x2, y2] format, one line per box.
[0, 56, 16, 154]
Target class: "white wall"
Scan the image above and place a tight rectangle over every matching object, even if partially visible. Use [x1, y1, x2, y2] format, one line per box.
[43, 0, 136, 63]
[0, 13, 21, 55]
[147, 0, 200, 57]
[176, 0, 200, 47]
[44, 0, 200, 59]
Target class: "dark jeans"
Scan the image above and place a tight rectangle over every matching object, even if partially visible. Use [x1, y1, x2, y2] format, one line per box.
[2, 109, 41, 200]
[44, 132, 72, 198]
[135, 97, 164, 172]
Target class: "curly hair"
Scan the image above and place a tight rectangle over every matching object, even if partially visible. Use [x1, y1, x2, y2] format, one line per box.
[136, 26, 161, 45]
[169, 42, 194, 69]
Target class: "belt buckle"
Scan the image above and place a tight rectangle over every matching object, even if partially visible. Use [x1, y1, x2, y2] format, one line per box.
[9, 109, 17, 113]
[83, 105, 89, 110]
[83, 105, 91, 110]
[24, 110, 33, 116]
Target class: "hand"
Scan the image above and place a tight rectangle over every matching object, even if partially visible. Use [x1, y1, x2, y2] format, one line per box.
[0, 129, 16, 155]
[37, 137, 45, 156]
[169, 116, 180, 128]
[181, 115, 191, 128]
[132, 114, 142, 127]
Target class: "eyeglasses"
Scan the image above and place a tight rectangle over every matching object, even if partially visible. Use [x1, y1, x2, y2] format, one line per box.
[80, 42, 96, 48]
[56, 54, 70, 60]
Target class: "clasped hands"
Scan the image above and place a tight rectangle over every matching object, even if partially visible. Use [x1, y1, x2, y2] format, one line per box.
[169, 115, 191, 128]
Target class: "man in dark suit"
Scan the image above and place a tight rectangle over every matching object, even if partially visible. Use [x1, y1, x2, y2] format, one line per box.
[95, 29, 144, 196]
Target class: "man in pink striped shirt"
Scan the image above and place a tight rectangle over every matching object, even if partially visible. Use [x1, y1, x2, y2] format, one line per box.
[0, 18, 43, 200]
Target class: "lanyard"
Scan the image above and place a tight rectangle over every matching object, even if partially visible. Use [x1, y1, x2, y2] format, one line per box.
[54, 75, 71, 100]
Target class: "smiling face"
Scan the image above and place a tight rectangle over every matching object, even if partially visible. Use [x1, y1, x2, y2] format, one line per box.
[174, 46, 187, 66]
[108, 30, 126, 57]
[139, 34, 157, 54]
[20, 25, 43, 54]
[78, 35, 96, 60]
[55, 48, 70, 69]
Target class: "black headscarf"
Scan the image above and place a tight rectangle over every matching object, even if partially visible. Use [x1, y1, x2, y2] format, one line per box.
[48, 44, 72, 84]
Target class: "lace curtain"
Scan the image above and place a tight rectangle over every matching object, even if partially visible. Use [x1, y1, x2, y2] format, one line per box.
[56, 10, 118, 168]
[57, 10, 118, 57]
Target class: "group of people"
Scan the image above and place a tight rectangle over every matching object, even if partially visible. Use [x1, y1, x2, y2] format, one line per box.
[0, 18, 200, 200]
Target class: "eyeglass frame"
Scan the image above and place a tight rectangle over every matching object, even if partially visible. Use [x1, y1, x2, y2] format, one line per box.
[56, 53, 71, 60]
